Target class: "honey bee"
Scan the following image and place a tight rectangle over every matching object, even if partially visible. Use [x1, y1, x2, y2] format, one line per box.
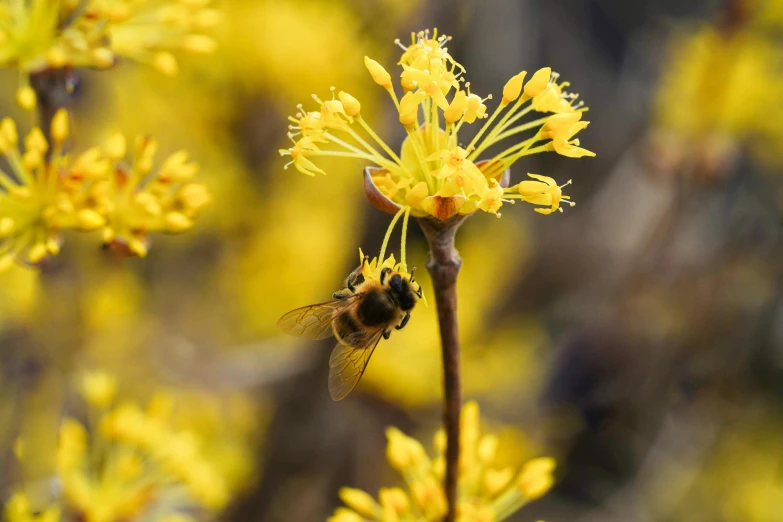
[278, 257, 422, 400]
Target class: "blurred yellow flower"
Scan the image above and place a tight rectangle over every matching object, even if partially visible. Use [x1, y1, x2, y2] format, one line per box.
[280, 28, 593, 221]
[330, 402, 556, 522]
[8, 371, 240, 522]
[0, 0, 219, 108]
[0, 111, 210, 267]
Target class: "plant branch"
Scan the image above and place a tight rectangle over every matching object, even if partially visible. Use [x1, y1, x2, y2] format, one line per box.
[417, 214, 468, 522]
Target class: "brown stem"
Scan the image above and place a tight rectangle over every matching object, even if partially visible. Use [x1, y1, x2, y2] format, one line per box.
[29, 68, 73, 143]
[417, 214, 468, 522]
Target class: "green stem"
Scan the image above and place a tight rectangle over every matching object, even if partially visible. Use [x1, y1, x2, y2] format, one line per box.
[378, 207, 406, 263]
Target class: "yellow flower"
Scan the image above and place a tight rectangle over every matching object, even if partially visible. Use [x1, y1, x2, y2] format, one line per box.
[0, 0, 220, 108]
[517, 458, 557, 500]
[95, 134, 211, 257]
[502, 71, 527, 104]
[79, 371, 117, 408]
[10, 371, 247, 522]
[0, 112, 105, 268]
[280, 28, 594, 224]
[0, 114, 209, 267]
[331, 402, 555, 522]
[281, 135, 328, 176]
[514, 174, 574, 215]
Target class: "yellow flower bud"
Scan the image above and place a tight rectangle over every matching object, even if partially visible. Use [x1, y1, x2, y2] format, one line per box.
[399, 91, 425, 126]
[27, 242, 46, 263]
[77, 209, 105, 230]
[4, 493, 31, 522]
[524, 67, 551, 97]
[478, 434, 498, 464]
[0, 217, 14, 236]
[17, 86, 36, 110]
[0, 118, 18, 152]
[338, 91, 361, 117]
[80, 371, 117, 407]
[92, 47, 115, 68]
[165, 212, 193, 232]
[517, 457, 556, 500]
[444, 90, 467, 123]
[484, 467, 514, 496]
[106, 133, 127, 160]
[128, 237, 148, 257]
[327, 508, 364, 522]
[46, 237, 60, 255]
[153, 52, 179, 76]
[365, 56, 392, 89]
[386, 427, 412, 470]
[47, 45, 69, 67]
[25, 128, 48, 153]
[22, 150, 41, 171]
[338, 487, 380, 519]
[379, 487, 409, 514]
[51, 109, 69, 144]
[461, 401, 480, 444]
[502, 71, 527, 104]
[179, 183, 211, 210]
[432, 456, 445, 478]
[433, 428, 447, 453]
[544, 112, 581, 132]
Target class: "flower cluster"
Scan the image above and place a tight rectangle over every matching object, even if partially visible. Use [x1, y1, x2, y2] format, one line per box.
[280, 28, 593, 221]
[330, 402, 556, 522]
[5, 371, 230, 522]
[0, 110, 210, 269]
[652, 20, 783, 174]
[0, 0, 220, 109]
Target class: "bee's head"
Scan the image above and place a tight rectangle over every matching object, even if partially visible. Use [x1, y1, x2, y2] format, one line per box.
[382, 268, 421, 311]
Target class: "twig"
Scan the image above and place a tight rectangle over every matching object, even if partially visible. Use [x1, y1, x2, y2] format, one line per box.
[417, 214, 468, 522]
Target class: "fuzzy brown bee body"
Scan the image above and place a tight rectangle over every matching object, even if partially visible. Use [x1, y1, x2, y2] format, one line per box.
[278, 263, 421, 400]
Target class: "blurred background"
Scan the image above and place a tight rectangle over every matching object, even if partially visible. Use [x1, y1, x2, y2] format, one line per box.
[1, 0, 783, 520]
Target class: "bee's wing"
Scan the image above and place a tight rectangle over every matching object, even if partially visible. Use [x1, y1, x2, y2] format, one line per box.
[328, 328, 384, 401]
[277, 299, 349, 340]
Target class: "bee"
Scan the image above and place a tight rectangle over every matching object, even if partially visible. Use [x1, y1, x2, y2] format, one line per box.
[278, 257, 422, 400]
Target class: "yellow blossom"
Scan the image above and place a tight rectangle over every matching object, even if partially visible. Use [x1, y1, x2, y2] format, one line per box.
[79, 371, 117, 407]
[331, 402, 555, 522]
[524, 67, 551, 97]
[0, 0, 220, 108]
[0, 115, 209, 267]
[278, 26, 594, 298]
[339, 91, 362, 117]
[513, 174, 574, 215]
[502, 71, 527, 104]
[365, 56, 393, 89]
[517, 458, 556, 500]
[10, 371, 242, 522]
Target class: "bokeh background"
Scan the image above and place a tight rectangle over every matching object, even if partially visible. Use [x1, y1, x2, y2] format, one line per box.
[2, 0, 783, 520]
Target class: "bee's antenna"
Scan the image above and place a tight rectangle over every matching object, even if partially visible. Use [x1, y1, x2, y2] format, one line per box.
[409, 266, 417, 283]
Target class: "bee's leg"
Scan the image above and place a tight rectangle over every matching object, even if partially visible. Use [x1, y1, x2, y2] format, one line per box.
[344, 259, 367, 293]
[383, 330, 391, 340]
[415, 285, 423, 299]
[396, 312, 410, 330]
[380, 267, 392, 285]
[332, 289, 352, 299]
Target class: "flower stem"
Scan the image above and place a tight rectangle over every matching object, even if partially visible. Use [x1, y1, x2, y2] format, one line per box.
[29, 68, 71, 145]
[416, 215, 467, 522]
